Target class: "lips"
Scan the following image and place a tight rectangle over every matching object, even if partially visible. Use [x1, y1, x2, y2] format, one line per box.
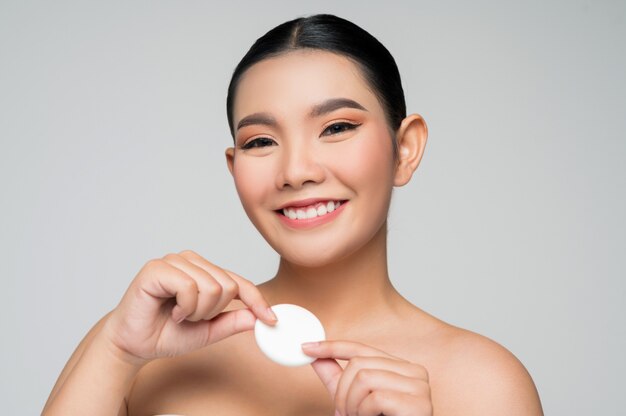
[275, 199, 349, 230]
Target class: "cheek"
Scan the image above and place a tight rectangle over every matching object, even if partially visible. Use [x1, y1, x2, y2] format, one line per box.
[233, 159, 270, 212]
[333, 126, 395, 191]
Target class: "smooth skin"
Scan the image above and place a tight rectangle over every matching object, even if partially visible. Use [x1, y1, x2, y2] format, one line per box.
[43, 50, 543, 415]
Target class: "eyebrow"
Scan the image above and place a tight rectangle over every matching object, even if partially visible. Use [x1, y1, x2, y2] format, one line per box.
[236, 97, 368, 131]
[310, 97, 368, 117]
[236, 113, 276, 131]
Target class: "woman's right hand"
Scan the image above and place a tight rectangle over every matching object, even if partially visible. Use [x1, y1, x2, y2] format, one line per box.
[101, 250, 277, 365]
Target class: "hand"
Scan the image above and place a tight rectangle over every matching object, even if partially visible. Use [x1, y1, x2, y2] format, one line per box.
[301, 340, 432, 416]
[102, 250, 277, 364]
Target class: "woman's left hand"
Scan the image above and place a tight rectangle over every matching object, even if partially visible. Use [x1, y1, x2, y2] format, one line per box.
[301, 340, 433, 416]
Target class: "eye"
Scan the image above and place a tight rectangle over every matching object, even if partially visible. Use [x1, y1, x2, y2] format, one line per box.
[321, 122, 361, 136]
[241, 137, 276, 150]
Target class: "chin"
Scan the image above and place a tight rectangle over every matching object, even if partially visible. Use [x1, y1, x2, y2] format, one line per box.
[274, 241, 359, 268]
[282, 254, 334, 268]
[251, 211, 387, 269]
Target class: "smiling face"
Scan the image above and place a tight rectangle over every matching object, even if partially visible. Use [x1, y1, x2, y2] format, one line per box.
[226, 49, 399, 267]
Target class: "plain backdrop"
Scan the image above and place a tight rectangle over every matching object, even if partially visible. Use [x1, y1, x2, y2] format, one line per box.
[1, 0, 624, 414]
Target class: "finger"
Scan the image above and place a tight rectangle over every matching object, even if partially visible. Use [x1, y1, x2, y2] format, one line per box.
[223, 268, 278, 325]
[309, 358, 343, 400]
[162, 253, 226, 322]
[301, 340, 402, 361]
[302, 340, 408, 415]
[358, 389, 432, 416]
[334, 357, 389, 416]
[335, 355, 429, 382]
[346, 369, 429, 416]
[205, 308, 257, 344]
[178, 250, 277, 325]
[139, 259, 199, 323]
[335, 356, 427, 416]
[201, 268, 238, 316]
[172, 252, 239, 319]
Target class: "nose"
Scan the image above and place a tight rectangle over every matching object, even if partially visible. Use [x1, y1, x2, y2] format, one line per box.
[275, 142, 326, 190]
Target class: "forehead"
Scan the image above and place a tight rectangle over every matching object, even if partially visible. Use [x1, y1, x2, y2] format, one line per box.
[233, 50, 382, 124]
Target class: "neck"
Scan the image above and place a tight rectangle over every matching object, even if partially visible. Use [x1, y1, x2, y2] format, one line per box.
[259, 221, 406, 335]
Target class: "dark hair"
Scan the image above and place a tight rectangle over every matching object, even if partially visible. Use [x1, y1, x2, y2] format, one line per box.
[226, 13, 406, 159]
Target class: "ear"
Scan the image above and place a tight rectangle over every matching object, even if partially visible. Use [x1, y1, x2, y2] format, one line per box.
[393, 114, 428, 187]
[225, 147, 235, 176]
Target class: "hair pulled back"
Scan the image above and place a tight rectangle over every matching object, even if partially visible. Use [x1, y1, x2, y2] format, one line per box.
[226, 14, 406, 158]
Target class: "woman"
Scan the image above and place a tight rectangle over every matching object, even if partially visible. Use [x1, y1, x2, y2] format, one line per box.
[43, 14, 543, 415]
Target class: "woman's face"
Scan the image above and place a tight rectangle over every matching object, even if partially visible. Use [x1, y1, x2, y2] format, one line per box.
[226, 50, 397, 267]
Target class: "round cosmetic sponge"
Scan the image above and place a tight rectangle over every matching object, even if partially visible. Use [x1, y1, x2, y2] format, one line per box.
[254, 303, 326, 367]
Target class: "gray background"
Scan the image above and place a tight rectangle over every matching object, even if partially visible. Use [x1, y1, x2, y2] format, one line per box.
[1, 0, 624, 414]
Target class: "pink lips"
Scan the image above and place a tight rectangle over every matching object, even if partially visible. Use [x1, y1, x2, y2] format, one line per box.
[277, 201, 348, 229]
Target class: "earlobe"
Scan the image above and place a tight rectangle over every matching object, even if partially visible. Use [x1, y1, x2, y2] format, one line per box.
[393, 114, 428, 187]
[225, 147, 235, 176]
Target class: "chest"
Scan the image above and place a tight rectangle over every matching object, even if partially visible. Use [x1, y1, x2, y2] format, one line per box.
[128, 326, 441, 416]
[128, 341, 337, 415]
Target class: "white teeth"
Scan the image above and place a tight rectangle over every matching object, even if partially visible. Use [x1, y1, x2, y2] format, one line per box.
[282, 209, 297, 219]
[305, 207, 317, 219]
[281, 200, 344, 220]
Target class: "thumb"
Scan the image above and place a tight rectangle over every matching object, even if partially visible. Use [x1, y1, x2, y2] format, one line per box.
[310, 358, 343, 399]
[205, 309, 256, 344]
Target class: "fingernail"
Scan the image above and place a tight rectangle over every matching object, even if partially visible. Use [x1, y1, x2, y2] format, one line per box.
[301, 341, 320, 349]
[266, 307, 278, 322]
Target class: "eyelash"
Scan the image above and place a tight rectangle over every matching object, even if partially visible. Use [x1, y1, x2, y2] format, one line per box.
[240, 122, 361, 150]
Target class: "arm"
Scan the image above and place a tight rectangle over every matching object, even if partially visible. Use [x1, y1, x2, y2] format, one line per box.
[42, 250, 277, 416]
[42, 311, 138, 416]
[43, 310, 111, 408]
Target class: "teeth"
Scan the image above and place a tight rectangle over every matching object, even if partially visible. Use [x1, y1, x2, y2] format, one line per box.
[282, 201, 343, 220]
[305, 207, 317, 219]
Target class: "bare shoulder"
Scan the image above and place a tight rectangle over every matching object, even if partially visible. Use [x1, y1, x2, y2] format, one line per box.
[428, 323, 544, 416]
